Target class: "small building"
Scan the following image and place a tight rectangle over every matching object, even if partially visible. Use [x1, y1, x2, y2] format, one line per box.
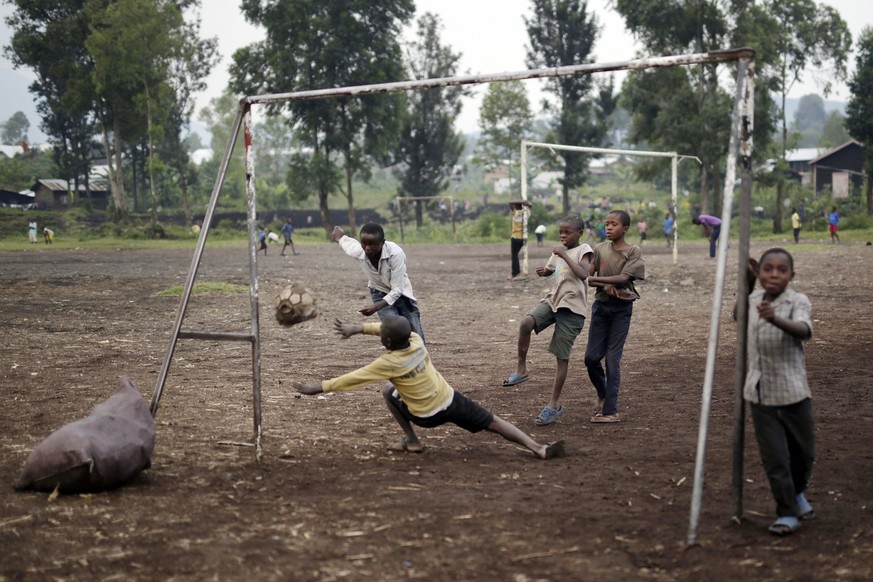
[31, 179, 111, 210]
[809, 140, 864, 198]
[0, 188, 36, 208]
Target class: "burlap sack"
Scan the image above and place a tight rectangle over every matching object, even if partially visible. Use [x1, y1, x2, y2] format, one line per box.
[14, 376, 156, 493]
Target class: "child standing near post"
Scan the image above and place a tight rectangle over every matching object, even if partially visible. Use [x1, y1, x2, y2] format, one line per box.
[500, 216, 593, 426]
[741, 248, 815, 536]
[585, 210, 645, 423]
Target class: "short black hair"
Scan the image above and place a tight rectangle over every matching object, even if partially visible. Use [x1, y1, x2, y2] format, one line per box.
[609, 209, 631, 227]
[759, 247, 794, 272]
[563, 215, 585, 232]
[360, 223, 385, 241]
[382, 316, 411, 346]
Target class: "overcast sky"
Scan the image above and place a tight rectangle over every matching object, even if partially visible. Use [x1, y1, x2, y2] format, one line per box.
[1, 0, 870, 137]
[194, 0, 870, 133]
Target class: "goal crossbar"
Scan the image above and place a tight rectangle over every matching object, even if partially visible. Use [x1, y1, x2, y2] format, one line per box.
[519, 141, 701, 267]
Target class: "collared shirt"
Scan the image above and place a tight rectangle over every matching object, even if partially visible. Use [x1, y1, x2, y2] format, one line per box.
[322, 324, 452, 417]
[338, 236, 416, 306]
[743, 288, 813, 406]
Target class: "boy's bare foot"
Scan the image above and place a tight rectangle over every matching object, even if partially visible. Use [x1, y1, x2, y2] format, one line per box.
[537, 440, 566, 460]
[387, 438, 425, 453]
[593, 398, 605, 415]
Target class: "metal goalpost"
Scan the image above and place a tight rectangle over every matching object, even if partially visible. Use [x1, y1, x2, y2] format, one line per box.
[148, 49, 756, 546]
[518, 140, 702, 269]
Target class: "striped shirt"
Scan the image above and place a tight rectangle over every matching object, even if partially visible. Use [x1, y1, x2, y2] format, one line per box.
[743, 288, 813, 405]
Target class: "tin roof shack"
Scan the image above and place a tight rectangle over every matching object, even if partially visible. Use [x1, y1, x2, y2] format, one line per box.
[810, 141, 864, 199]
[32, 179, 110, 210]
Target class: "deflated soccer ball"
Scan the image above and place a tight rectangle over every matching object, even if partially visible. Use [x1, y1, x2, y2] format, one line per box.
[274, 284, 317, 326]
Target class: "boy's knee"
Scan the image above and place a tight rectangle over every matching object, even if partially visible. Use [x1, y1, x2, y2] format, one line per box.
[519, 316, 536, 334]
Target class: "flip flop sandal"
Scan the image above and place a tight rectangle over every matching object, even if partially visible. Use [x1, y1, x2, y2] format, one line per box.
[797, 493, 816, 520]
[502, 372, 529, 387]
[535, 405, 565, 426]
[590, 413, 620, 423]
[387, 438, 425, 453]
[768, 516, 800, 536]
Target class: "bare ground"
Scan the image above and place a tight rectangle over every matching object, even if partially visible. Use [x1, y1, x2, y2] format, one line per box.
[1, 237, 872, 581]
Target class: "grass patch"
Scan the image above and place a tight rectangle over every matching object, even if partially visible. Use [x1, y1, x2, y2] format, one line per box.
[157, 282, 249, 296]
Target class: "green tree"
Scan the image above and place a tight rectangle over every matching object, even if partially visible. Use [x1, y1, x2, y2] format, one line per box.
[394, 13, 466, 227]
[846, 26, 873, 215]
[196, 89, 248, 210]
[766, 0, 852, 232]
[1, 112, 31, 144]
[5, 0, 98, 197]
[475, 80, 534, 197]
[231, 0, 414, 234]
[819, 110, 850, 149]
[526, 0, 615, 215]
[791, 94, 826, 147]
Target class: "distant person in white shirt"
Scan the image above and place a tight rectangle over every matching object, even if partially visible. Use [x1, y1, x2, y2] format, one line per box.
[331, 223, 426, 344]
[534, 224, 547, 246]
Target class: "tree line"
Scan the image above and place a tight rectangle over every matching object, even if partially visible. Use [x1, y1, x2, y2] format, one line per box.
[4, 0, 872, 235]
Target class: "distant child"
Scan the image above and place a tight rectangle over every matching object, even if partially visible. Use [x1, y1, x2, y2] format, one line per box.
[663, 212, 675, 248]
[43, 227, 54, 244]
[828, 207, 840, 244]
[509, 202, 527, 280]
[692, 214, 721, 258]
[332, 223, 425, 343]
[790, 208, 801, 244]
[534, 224, 547, 246]
[501, 216, 593, 426]
[585, 210, 645, 423]
[257, 224, 268, 255]
[739, 248, 815, 536]
[28, 221, 37, 244]
[636, 218, 648, 244]
[280, 217, 299, 256]
[293, 317, 566, 460]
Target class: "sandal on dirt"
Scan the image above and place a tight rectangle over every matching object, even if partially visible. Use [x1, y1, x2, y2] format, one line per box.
[387, 438, 425, 454]
[542, 440, 567, 459]
[535, 405, 565, 426]
[797, 493, 816, 520]
[768, 516, 800, 536]
[502, 372, 529, 387]
[590, 413, 620, 424]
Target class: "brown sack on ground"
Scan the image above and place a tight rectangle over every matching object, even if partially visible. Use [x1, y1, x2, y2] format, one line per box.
[14, 376, 156, 493]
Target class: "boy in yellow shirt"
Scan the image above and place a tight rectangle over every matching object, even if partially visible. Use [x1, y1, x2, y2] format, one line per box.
[293, 317, 565, 460]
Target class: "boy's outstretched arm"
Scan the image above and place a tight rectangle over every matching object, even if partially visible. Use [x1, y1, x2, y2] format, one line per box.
[333, 318, 364, 338]
[293, 381, 323, 395]
[330, 226, 345, 242]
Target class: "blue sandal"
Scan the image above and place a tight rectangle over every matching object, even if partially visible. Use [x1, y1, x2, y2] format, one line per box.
[535, 405, 565, 426]
[797, 493, 816, 520]
[502, 372, 529, 387]
[768, 516, 800, 536]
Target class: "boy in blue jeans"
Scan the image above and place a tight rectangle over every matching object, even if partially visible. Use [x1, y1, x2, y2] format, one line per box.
[332, 223, 425, 344]
[585, 210, 645, 423]
[293, 317, 565, 460]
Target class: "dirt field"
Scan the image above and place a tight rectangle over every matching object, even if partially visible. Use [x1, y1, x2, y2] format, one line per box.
[1, 237, 872, 581]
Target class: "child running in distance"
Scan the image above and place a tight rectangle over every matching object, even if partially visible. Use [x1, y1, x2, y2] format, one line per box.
[501, 216, 593, 427]
[585, 210, 645, 423]
[739, 248, 815, 536]
[332, 223, 425, 343]
[293, 317, 566, 460]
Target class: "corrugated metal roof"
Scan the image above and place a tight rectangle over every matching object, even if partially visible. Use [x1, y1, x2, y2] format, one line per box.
[35, 179, 109, 192]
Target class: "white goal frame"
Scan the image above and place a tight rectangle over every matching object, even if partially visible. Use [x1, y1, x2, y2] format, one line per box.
[148, 49, 757, 547]
[519, 140, 701, 268]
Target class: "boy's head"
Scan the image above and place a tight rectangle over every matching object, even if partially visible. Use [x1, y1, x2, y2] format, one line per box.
[757, 247, 794, 296]
[359, 223, 385, 259]
[604, 210, 630, 241]
[559, 215, 584, 247]
[380, 316, 412, 350]
[286, 217, 293, 224]
[691, 216, 701, 225]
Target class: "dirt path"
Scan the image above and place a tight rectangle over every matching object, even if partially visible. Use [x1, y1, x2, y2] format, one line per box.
[1, 240, 871, 581]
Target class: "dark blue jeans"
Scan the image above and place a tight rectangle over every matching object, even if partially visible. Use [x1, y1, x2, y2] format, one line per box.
[510, 237, 525, 277]
[750, 398, 815, 518]
[584, 300, 633, 416]
[370, 288, 426, 345]
[709, 224, 721, 258]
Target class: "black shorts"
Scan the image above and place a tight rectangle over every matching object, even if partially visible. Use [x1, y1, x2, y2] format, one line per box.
[387, 389, 493, 433]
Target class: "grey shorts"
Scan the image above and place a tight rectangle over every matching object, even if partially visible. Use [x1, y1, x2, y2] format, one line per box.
[529, 302, 586, 361]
